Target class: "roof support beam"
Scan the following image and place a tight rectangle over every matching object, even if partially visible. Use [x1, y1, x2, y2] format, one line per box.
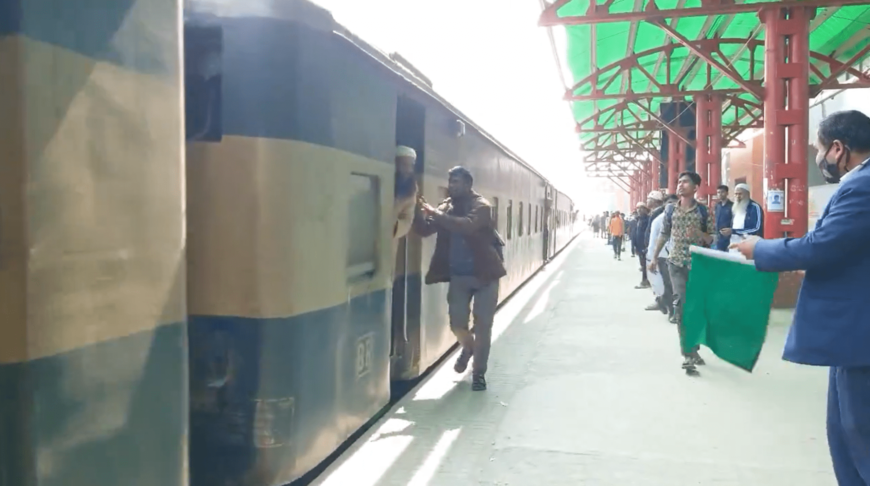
[628, 101, 697, 149]
[570, 81, 863, 101]
[618, 130, 666, 170]
[580, 122, 761, 133]
[608, 176, 632, 193]
[571, 87, 746, 101]
[566, 39, 869, 101]
[650, 19, 765, 98]
[816, 43, 870, 92]
[540, 0, 870, 26]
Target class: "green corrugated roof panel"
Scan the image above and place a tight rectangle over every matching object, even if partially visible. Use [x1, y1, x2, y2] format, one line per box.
[558, 1, 870, 146]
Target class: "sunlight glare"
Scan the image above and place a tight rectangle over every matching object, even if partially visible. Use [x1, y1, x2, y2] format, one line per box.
[317, 418, 414, 486]
[406, 428, 463, 486]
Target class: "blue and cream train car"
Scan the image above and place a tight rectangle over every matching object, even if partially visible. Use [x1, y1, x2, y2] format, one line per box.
[182, 1, 578, 485]
[0, 1, 188, 485]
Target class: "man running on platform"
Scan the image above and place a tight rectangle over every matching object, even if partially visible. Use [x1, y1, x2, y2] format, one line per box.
[414, 166, 506, 391]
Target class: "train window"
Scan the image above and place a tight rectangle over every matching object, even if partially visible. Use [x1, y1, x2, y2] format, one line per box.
[347, 173, 381, 279]
[518, 202, 524, 237]
[506, 200, 513, 240]
[184, 22, 223, 142]
[535, 206, 539, 233]
[527, 204, 531, 235]
[491, 197, 500, 232]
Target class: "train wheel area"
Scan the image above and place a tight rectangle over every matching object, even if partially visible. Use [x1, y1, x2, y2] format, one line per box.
[311, 233, 833, 486]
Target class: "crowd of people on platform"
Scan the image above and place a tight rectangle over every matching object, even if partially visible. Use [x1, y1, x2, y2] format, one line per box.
[587, 110, 870, 485]
[399, 110, 869, 484]
[588, 171, 768, 376]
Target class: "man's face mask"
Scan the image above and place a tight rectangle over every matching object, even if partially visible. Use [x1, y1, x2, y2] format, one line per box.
[816, 141, 850, 184]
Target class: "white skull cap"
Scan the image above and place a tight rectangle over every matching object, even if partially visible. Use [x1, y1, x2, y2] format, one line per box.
[647, 190, 664, 201]
[396, 145, 417, 158]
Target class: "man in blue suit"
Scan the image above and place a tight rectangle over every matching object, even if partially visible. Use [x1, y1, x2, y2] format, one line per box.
[732, 110, 870, 486]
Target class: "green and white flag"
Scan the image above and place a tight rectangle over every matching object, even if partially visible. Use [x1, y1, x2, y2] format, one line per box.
[682, 246, 780, 372]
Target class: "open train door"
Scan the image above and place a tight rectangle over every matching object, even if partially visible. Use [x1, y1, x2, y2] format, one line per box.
[390, 95, 425, 380]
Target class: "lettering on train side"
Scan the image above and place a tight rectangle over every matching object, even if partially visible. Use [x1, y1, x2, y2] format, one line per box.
[356, 333, 375, 379]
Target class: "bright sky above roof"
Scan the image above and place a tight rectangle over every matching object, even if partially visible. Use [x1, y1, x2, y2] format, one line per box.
[311, 0, 622, 212]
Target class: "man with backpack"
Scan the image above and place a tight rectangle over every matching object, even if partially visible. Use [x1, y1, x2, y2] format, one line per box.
[648, 171, 715, 375]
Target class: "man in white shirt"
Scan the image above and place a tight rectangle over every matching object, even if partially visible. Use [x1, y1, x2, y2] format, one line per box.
[647, 194, 678, 322]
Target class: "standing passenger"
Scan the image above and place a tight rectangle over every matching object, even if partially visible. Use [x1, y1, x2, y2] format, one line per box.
[414, 167, 506, 391]
[714, 185, 733, 252]
[732, 110, 870, 486]
[646, 194, 678, 320]
[609, 212, 625, 260]
[633, 203, 651, 289]
[649, 172, 714, 375]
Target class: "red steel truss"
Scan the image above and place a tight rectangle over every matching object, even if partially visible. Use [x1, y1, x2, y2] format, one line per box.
[540, 0, 870, 26]
[552, 2, 870, 236]
[566, 39, 870, 103]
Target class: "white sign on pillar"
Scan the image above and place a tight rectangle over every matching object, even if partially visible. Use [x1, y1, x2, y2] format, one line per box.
[766, 189, 785, 212]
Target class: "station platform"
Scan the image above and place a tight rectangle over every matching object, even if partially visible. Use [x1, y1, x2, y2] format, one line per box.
[313, 233, 836, 486]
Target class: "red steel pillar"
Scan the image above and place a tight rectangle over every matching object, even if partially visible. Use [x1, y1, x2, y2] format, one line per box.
[667, 135, 679, 194]
[636, 171, 643, 206]
[695, 95, 711, 202]
[652, 158, 661, 195]
[709, 95, 724, 198]
[676, 134, 687, 178]
[643, 161, 652, 199]
[761, 7, 811, 238]
[694, 94, 724, 205]
[637, 168, 644, 206]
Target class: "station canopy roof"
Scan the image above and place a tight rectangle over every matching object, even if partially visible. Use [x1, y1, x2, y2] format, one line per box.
[540, 0, 870, 176]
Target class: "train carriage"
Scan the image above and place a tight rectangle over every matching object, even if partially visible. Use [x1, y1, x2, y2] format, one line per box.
[182, 1, 579, 485]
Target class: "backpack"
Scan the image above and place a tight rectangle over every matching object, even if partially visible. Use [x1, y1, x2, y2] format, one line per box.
[665, 202, 709, 238]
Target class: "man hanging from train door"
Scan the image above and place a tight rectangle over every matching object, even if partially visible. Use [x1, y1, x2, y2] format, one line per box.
[392, 146, 420, 274]
[414, 166, 506, 391]
[393, 145, 419, 240]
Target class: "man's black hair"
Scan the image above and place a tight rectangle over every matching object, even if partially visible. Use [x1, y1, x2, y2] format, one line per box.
[717, 184, 729, 192]
[818, 110, 870, 151]
[448, 166, 474, 185]
[678, 171, 702, 186]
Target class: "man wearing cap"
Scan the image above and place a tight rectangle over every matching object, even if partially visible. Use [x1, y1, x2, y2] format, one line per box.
[394, 145, 419, 241]
[643, 191, 675, 318]
[627, 210, 639, 257]
[632, 202, 651, 288]
[720, 183, 763, 248]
